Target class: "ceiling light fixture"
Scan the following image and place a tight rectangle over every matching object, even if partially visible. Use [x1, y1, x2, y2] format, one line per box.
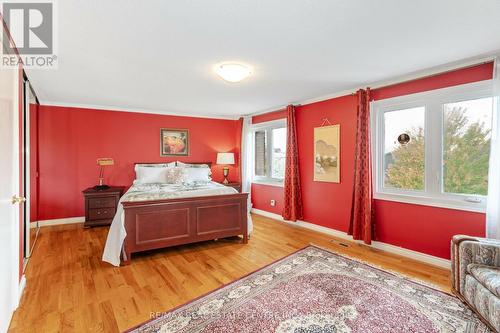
[214, 62, 252, 83]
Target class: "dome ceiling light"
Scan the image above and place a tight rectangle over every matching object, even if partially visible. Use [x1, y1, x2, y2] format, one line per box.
[214, 62, 252, 83]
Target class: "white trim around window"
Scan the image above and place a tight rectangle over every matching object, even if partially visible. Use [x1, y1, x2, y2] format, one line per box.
[251, 118, 287, 187]
[371, 80, 493, 213]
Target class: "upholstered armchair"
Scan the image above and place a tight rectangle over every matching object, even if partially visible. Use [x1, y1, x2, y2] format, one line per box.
[451, 235, 500, 332]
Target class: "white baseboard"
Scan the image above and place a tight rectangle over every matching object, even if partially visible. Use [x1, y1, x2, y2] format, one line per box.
[16, 275, 26, 308]
[251, 208, 451, 269]
[31, 216, 85, 228]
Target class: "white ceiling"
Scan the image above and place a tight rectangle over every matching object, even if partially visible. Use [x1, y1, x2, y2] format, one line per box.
[26, 0, 500, 119]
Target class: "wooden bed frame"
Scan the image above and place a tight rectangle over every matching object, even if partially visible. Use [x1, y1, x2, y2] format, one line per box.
[119, 162, 248, 265]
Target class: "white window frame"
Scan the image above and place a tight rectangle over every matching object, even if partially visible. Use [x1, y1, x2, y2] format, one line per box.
[371, 80, 493, 213]
[251, 118, 287, 187]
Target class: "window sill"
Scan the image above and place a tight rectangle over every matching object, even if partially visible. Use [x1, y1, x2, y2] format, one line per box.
[374, 192, 486, 213]
[252, 180, 284, 188]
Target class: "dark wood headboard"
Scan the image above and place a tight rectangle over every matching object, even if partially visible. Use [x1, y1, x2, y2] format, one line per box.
[134, 162, 212, 167]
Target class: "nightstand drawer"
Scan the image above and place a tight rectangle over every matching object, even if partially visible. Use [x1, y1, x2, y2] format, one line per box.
[89, 197, 116, 209]
[83, 186, 125, 227]
[89, 208, 115, 220]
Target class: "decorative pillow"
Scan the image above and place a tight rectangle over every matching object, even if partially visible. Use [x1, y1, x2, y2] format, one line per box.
[134, 166, 170, 184]
[165, 167, 185, 184]
[182, 167, 211, 184]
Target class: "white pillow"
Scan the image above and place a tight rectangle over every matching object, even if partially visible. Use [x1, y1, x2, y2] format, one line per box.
[176, 161, 209, 168]
[182, 167, 211, 184]
[176, 162, 212, 176]
[134, 166, 169, 184]
[134, 162, 175, 171]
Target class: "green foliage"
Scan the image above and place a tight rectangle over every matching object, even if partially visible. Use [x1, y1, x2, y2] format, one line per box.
[385, 127, 425, 190]
[443, 107, 490, 195]
[385, 107, 490, 195]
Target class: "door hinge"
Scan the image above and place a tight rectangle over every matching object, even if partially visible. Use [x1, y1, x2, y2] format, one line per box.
[12, 195, 26, 204]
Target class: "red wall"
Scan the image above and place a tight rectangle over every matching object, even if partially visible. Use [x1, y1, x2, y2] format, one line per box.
[374, 201, 484, 258]
[297, 95, 358, 232]
[371, 62, 494, 101]
[253, 109, 287, 124]
[251, 183, 284, 215]
[38, 105, 241, 220]
[252, 62, 493, 259]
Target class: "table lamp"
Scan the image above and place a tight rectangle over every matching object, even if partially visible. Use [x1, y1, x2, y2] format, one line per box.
[94, 158, 114, 190]
[216, 152, 235, 184]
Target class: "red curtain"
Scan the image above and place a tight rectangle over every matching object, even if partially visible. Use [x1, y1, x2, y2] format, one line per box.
[348, 88, 375, 244]
[282, 105, 303, 221]
[237, 117, 244, 183]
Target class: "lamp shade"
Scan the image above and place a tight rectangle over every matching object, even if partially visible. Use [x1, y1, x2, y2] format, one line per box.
[97, 158, 114, 166]
[216, 152, 235, 165]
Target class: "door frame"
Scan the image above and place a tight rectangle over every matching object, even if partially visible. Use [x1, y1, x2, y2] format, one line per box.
[3, 61, 23, 329]
[23, 77, 30, 261]
[2, 21, 25, 326]
[22, 77, 40, 262]
[13, 65, 24, 309]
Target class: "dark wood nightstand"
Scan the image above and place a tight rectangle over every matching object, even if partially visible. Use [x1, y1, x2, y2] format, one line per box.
[82, 186, 125, 227]
[221, 182, 242, 193]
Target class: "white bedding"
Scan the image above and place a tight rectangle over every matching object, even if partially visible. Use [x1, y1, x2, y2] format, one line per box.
[102, 181, 253, 266]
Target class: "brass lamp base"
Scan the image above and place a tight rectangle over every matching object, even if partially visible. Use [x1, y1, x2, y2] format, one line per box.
[94, 177, 110, 190]
[222, 167, 229, 184]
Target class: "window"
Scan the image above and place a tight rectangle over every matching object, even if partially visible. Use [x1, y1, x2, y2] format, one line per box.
[383, 106, 426, 191]
[372, 81, 493, 212]
[443, 98, 492, 196]
[254, 130, 267, 177]
[253, 119, 287, 185]
[271, 127, 287, 178]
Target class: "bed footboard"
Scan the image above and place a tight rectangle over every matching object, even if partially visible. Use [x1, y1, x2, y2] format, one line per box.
[121, 193, 248, 264]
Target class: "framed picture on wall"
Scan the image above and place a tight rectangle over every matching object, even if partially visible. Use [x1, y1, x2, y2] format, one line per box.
[314, 124, 340, 183]
[160, 128, 189, 156]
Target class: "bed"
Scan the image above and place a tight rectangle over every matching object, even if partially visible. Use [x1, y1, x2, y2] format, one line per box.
[102, 162, 250, 266]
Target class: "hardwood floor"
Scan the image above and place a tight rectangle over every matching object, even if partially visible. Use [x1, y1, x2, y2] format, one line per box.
[9, 214, 451, 332]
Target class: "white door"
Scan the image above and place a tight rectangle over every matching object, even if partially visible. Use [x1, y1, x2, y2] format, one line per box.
[0, 40, 22, 331]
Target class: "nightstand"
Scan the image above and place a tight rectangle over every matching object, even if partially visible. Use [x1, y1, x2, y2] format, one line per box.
[82, 186, 125, 227]
[221, 182, 242, 193]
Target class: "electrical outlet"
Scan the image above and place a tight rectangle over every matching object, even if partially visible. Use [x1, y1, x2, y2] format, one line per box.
[270, 199, 276, 206]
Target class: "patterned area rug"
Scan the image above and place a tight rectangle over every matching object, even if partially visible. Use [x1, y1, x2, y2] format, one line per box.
[129, 245, 491, 333]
